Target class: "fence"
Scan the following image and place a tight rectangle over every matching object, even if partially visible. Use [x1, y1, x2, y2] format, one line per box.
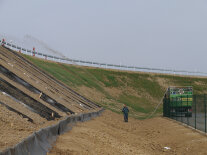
[0, 108, 104, 155]
[1, 38, 207, 76]
[163, 95, 207, 133]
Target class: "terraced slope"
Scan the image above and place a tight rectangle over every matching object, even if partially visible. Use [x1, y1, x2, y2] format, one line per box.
[24, 53, 207, 119]
[0, 46, 100, 150]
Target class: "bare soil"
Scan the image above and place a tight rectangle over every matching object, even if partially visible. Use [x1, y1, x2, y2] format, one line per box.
[49, 110, 207, 155]
[0, 46, 100, 151]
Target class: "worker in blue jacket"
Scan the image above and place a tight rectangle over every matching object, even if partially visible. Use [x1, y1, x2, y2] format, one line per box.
[122, 104, 129, 122]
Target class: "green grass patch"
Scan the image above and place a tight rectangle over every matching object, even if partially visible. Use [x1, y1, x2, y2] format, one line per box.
[23, 54, 207, 119]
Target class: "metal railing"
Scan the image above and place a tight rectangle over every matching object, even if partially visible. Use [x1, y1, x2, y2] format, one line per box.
[163, 95, 207, 133]
[1, 39, 207, 76]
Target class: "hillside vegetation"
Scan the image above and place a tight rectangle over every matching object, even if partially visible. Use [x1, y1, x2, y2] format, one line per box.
[24, 55, 207, 119]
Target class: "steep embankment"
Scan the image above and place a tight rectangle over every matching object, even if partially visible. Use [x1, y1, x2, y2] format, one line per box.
[24, 55, 207, 119]
[0, 46, 100, 151]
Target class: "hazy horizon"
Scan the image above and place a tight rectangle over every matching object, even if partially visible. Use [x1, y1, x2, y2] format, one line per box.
[0, 0, 207, 72]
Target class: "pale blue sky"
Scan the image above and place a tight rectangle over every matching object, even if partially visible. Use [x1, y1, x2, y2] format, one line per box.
[0, 0, 207, 72]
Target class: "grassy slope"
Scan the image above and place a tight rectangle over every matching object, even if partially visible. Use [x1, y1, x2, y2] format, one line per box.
[24, 55, 207, 119]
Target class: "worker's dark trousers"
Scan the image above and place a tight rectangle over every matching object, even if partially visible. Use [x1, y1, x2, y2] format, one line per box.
[124, 113, 128, 122]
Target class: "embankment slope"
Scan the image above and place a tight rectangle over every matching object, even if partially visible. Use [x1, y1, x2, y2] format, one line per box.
[0, 46, 100, 151]
[24, 55, 207, 119]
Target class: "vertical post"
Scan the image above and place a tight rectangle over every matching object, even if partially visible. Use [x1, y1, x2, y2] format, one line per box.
[169, 97, 170, 118]
[33, 47, 35, 56]
[205, 94, 206, 133]
[181, 96, 183, 123]
[169, 98, 174, 118]
[163, 96, 165, 117]
[187, 95, 189, 125]
[176, 97, 177, 121]
[170, 97, 172, 119]
[163, 96, 164, 117]
[10, 40, 13, 50]
[165, 98, 170, 117]
[195, 95, 197, 129]
[164, 97, 166, 117]
[1, 38, 5, 46]
[168, 97, 170, 117]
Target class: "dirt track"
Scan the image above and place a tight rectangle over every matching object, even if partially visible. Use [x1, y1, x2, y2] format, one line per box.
[49, 110, 207, 155]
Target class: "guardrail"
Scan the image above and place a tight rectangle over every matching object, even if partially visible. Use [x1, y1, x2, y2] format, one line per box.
[1, 39, 206, 76]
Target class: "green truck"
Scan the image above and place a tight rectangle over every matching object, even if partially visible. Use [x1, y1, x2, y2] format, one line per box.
[163, 86, 193, 117]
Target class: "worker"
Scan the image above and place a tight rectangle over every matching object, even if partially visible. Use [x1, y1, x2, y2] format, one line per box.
[122, 104, 129, 122]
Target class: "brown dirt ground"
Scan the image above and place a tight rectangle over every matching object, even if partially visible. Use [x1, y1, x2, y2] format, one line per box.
[0, 103, 63, 151]
[0, 46, 100, 151]
[49, 110, 207, 155]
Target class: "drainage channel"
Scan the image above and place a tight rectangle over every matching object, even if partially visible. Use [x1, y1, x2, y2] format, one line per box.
[0, 77, 61, 120]
[0, 64, 74, 114]
[0, 101, 33, 123]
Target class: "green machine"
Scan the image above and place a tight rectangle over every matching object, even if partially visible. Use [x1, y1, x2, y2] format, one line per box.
[163, 86, 193, 117]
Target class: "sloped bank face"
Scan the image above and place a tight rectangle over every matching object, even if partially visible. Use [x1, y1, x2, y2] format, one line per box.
[0, 46, 100, 151]
[24, 54, 207, 119]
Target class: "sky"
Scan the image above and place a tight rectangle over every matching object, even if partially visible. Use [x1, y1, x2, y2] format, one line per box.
[0, 0, 207, 72]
